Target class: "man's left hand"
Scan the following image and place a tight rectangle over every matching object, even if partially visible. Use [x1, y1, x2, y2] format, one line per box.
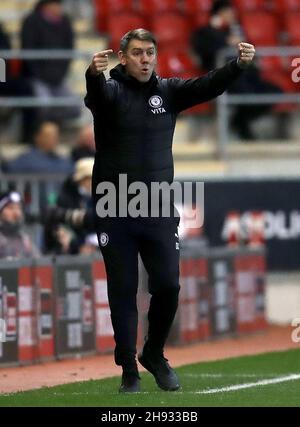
[237, 42, 255, 67]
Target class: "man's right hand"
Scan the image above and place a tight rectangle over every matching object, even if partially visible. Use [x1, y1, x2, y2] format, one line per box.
[89, 49, 114, 75]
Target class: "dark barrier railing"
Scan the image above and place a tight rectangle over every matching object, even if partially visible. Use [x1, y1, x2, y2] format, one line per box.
[0, 245, 266, 367]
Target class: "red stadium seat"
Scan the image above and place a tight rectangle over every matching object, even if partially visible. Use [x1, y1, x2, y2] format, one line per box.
[183, 0, 211, 29]
[259, 56, 283, 72]
[233, 0, 265, 13]
[183, 0, 213, 14]
[97, 0, 133, 14]
[94, 0, 134, 32]
[241, 12, 279, 45]
[267, 71, 298, 93]
[190, 11, 210, 29]
[157, 50, 200, 78]
[150, 14, 190, 50]
[8, 59, 22, 78]
[157, 50, 213, 114]
[184, 102, 213, 114]
[285, 13, 300, 45]
[272, 0, 300, 12]
[258, 54, 298, 113]
[138, 0, 179, 17]
[268, 0, 300, 30]
[107, 13, 147, 51]
[259, 56, 296, 92]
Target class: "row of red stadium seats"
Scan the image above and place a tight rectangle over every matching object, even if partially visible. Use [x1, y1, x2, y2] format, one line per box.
[234, 0, 300, 13]
[99, 11, 300, 51]
[93, 0, 300, 16]
[240, 12, 300, 45]
[93, 0, 300, 32]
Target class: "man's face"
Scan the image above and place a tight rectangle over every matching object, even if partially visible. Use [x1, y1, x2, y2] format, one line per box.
[78, 126, 95, 150]
[35, 123, 59, 153]
[220, 7, 236, 26]
[119, 40, 157, 83]
[79, 176, 92, 195]
[43, 3, 63, 17]
[0, 203, 23, 224]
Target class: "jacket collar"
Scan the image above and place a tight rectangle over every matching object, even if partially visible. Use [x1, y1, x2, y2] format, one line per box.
[110, 64, 158, 89]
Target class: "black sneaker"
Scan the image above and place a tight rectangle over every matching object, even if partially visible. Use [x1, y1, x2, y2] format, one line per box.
[119, 370, 141, 393]
[138, 345, 180, 391]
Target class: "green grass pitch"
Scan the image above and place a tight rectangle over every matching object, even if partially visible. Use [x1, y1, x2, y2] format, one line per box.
[1, 348, 300, 407]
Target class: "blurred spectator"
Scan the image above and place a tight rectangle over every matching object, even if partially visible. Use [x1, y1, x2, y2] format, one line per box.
[79, 233, 100, 255]
[0, 22, 36, 143]
[0, 22, 9, 51]
[51, 224, 77, 254]
[191, 0, 282, 140]
[0, 22, 11, 125]
[71, 124, 95, 162]
[20, 0, 80, 125]
[57, 157, 93, 209]
[45, 157, 96, 254]
[0, 191, 40, 258]
[4, 121, 73, 174]
[4, 121, 73, 210]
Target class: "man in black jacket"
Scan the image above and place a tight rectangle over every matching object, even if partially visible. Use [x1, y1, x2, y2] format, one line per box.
[85, 29, 255, 393]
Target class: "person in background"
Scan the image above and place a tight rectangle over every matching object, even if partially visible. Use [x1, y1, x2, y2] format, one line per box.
[44, 157, 95, 254]
[4, 121, 73, 210]
[20, 0, 80, 125]
[0, 22, 36, 143]
[57, 157, 93, 210]
[191, 0, 240, 72]
[0, 22, 13, 124]
[0, 191, 40, 258]
[191, 0, 282, 140]
[71, 124, 96, 162]
[4, 121, 73, 174]
[0, 22, 9, 52]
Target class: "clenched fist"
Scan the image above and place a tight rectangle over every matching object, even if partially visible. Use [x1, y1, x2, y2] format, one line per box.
[89, 49, 114, 75]
[237, 42, 255, 68]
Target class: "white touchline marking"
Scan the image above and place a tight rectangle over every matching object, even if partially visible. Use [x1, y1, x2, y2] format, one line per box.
[196, 373, 300, 394]
[182, 373, 278, 378]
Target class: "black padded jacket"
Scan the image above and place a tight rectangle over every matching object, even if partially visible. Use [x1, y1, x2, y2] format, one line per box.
[85, 60, 243, 192]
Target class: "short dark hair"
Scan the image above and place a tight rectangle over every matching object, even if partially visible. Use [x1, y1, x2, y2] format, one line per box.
[120, 29, 157, 52]
[211, 0, 232, 16]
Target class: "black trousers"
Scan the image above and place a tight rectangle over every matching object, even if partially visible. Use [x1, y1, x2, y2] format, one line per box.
[95, 217, 180, 367]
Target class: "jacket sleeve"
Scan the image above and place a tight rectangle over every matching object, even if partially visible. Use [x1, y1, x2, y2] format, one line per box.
[84, 67, 116, 113]
[167, 59, 244, 113]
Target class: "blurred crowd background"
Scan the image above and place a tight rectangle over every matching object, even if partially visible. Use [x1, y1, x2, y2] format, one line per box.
[0, 0, 300, 275]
